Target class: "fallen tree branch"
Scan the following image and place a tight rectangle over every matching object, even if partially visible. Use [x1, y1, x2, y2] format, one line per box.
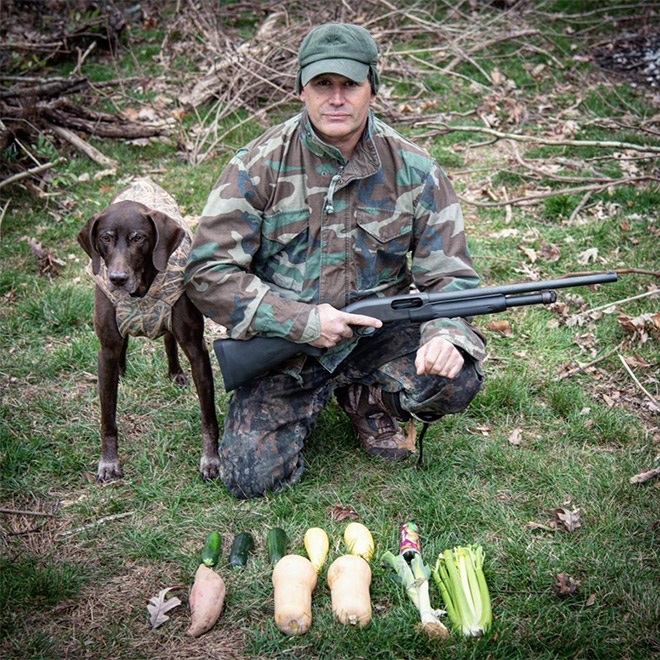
[0, 507, 55, 517]
[577, 289, 660, 317]
[568, 189, 595, 223]
[459, 176, 659, 207]
[427, 122, 660, 154]
[559, 268, 660, 279]
[510, 141, 611, 183]
[47, 123, 118, 168]
[56, 511, 134, 538]
[0, 76, 89, 100]
[0, 159, 61, 191]
[553, 340, 626, 382]
[41, 99, 168, 138]
[630, 466, 660, 484]
[618, 353, 660, 410]
[0, 199, 9, 238]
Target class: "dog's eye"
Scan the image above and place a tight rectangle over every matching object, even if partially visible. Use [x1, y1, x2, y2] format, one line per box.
[99, 234, 113, 243]
[131, 234, 146, 243]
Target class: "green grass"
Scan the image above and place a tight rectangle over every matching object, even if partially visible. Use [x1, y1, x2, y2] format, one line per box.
[1, 3, 659, 660]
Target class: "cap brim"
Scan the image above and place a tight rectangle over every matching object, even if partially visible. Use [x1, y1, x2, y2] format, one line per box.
[300, 59, 369, 87]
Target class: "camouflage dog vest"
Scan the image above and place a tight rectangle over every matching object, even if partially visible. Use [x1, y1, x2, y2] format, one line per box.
[87, 177, 192, 339]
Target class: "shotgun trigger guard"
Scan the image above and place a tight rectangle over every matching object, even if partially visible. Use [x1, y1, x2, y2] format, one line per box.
[355, 325, 377, 337]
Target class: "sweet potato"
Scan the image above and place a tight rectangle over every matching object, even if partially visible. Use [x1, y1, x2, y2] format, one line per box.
[186, 563, 226, 637]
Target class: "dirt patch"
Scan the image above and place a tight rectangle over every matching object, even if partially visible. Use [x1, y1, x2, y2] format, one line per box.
[2, 559, 246, 660]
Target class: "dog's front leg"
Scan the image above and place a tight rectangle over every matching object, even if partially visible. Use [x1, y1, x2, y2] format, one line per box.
[94, 289, 126, 481]
[172, 296, 220, 481]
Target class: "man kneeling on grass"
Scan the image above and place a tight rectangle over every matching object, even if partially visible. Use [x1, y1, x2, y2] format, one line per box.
[185, 23, 485, 498]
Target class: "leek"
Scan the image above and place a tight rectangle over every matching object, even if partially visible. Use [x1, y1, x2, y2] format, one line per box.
[381, 550, 449, 640]
[432, 544, 492, 637]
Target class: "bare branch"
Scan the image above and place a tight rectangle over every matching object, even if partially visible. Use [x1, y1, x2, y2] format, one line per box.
[427, 122, 660, 154]
[0, 160, 60, 191]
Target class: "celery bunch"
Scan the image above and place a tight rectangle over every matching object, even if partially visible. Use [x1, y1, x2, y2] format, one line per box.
[432, 545, 492, 637]
[381, 551, 449, 640]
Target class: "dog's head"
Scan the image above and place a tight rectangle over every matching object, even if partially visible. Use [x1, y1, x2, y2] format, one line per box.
[77, 200, 185, 295]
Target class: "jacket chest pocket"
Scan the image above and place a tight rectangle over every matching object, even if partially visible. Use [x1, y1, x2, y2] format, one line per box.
[258, 209, 310, 291]
[354, 207, 413, 290]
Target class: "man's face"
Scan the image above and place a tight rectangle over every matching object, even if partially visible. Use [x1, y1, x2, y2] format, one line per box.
[300, 73, 375, 154]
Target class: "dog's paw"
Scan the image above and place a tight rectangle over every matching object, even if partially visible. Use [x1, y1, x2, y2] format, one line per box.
[199, 454, 221, 481]
[96, 459, 123, 482]
[169, 371, 189, 387]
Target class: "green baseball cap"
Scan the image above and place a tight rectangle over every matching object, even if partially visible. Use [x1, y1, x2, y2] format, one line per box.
[297, 23, 379, 93]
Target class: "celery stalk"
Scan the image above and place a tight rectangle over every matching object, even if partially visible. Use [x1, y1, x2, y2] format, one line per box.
[432, 545, 492, 637]
[382, 550, 449, 641]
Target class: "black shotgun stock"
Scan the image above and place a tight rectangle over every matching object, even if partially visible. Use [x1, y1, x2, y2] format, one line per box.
[213, 271, 618, 391]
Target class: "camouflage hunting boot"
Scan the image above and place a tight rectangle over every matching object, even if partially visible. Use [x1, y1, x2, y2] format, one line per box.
[335, 384, 413, 460]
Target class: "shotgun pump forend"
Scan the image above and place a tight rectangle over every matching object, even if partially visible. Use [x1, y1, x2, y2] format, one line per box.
[213, 271, 618, 392]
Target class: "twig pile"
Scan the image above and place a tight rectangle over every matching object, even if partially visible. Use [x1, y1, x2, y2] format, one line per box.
[1, 0, 658, 201]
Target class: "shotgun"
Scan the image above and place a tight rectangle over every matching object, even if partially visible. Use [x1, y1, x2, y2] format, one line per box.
[213, 271, 618, 391]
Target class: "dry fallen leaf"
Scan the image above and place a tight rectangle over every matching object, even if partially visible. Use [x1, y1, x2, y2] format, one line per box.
[524, 521, 556, 532]
[618, 312, 660, 344]
[577, 247, 599, 264]
[26, 237, 66, 277]
[470, 425, 492, 436]
[520, 246, 538, 263]
[651, 311, 660, 330]
[553, 572, 580, 596]
[549, 507, 582, 532]
[531, 63, 546, 78]
[490, 67, 507, 85]
[508, 428, 523, 446]
[624, 352, 651, 368]
[488, 319, 514, 337]
[147, 587, 181, 629]
[327, 503, 359, 522]
[402, 418, 417, 451]
[540, 241, 561, 262]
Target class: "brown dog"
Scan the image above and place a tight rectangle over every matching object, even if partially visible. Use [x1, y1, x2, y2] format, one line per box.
[77, 178, 220, 482]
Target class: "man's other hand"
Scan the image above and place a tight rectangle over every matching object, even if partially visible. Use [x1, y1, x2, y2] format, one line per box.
[415, 336, 463, 378]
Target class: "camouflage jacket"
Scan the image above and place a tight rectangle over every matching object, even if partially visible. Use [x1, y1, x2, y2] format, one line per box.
[185, 110, 486, 370]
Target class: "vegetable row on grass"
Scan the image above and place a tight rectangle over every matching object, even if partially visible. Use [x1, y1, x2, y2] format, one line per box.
[181, 523, 491, 640]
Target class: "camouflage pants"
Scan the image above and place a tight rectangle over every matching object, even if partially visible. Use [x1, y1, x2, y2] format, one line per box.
[220, 322, 483, 498]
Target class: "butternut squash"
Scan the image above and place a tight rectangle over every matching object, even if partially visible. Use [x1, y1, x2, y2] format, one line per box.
[326, 554, 372, 627]
[272, 554, 318, 635]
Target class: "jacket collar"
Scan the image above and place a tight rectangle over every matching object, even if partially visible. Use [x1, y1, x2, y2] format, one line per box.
[299, 110, 381, 177]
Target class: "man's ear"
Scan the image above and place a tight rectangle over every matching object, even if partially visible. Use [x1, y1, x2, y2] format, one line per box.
[149, 211, 185, 272]
[77, 213, 103, 274]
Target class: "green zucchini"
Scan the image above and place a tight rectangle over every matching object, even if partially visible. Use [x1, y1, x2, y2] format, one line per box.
[201, 530, 222, 567]
[266, 527, 288, 563]
[229, 531, 255, 567]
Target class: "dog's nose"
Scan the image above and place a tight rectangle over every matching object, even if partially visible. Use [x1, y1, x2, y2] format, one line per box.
[108, 270, 129, 287]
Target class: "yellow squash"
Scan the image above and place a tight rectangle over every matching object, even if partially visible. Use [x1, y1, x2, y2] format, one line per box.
[304, 527, 329, 573]
[343, 522, 375, 562]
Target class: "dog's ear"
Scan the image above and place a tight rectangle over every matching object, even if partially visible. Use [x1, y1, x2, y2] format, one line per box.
[77, 213, 103, 274]
[149, 211, 185, 272]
